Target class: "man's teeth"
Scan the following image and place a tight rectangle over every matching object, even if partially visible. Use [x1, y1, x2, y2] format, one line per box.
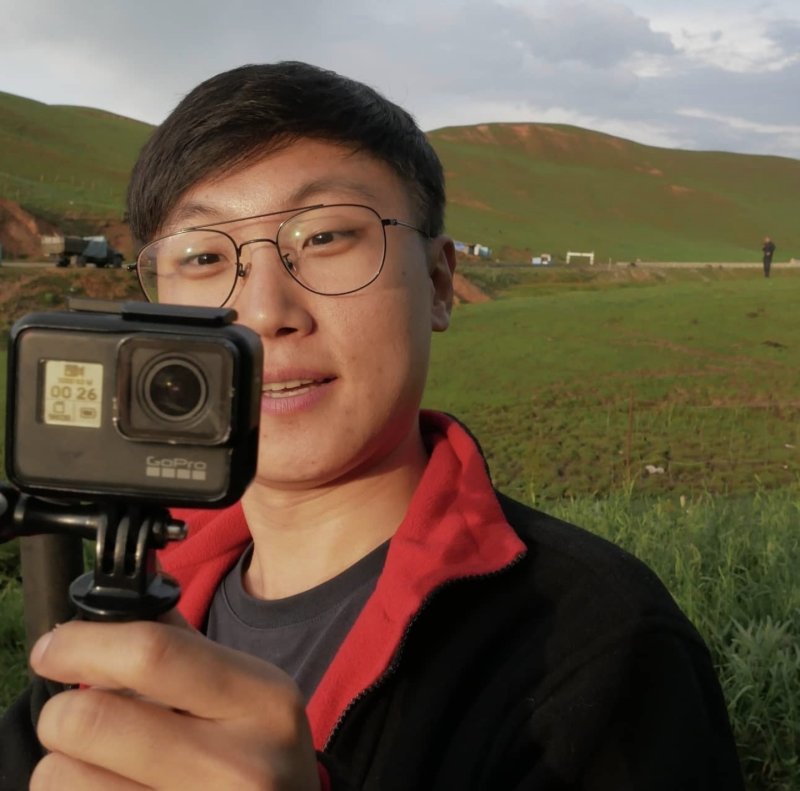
[263, 379, 321, 393]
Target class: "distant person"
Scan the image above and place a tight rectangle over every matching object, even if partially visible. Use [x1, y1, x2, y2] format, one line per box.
[1, 61, 745, 790]
[762, 236, 776, 278]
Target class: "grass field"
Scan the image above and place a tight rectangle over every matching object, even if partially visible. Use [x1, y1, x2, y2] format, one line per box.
[1, 265, 798, 788]
[426, 264, 800, 501]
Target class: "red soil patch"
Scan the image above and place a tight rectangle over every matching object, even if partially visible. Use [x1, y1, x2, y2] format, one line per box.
[0, 199, 60, 258]
[452, 272, 491, 305]
[0, 199, 134, 260]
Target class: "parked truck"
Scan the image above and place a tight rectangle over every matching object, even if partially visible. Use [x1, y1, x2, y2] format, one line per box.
[41, 234, 124, 268]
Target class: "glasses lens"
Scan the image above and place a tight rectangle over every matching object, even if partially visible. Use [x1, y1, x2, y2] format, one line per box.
[137, 231, 237, 306]
[277, 205, 385, 295]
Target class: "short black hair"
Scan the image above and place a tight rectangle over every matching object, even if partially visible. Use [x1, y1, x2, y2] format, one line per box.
[127, 62, 446, 243]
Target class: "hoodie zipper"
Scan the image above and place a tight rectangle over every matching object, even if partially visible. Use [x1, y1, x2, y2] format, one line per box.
[322, 551, 526, 752]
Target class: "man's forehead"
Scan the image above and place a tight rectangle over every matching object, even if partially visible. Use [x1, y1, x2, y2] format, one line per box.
[165, 149, 404, 233]
[170, 180, 383, 228]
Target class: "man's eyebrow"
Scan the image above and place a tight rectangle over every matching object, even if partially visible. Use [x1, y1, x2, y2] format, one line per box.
[168, 201, 227, 229]
[168, 178, 383, 231]
[286, 177, 382, 207]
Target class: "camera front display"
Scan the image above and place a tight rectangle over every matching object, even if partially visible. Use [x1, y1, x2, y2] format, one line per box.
[6, 302, 263, 507]
[42, 360, 104, 428]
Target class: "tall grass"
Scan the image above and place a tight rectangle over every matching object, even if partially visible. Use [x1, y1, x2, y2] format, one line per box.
[547, 491, 799, 790]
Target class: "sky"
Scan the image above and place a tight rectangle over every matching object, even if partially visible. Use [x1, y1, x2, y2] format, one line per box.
[2, 0, 799, 159]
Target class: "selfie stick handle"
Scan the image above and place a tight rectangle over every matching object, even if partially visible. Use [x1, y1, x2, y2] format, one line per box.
[0, 485, 82, 649]
[20, 535, 85, 653]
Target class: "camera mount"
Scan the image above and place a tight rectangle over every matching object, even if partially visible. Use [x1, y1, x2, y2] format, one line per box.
[0, 483, 186, 626]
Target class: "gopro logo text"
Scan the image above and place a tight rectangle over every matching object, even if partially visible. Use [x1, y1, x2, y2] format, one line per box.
[145, 456, 208, 481]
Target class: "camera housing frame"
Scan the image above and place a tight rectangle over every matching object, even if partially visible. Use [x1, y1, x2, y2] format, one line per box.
[5, 300, 263, 508]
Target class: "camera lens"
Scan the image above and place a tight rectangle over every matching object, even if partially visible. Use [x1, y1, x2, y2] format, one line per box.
[143, 359, 207, 421]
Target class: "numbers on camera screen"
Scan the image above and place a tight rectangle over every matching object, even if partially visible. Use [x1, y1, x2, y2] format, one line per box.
[42, 360, 104, 428]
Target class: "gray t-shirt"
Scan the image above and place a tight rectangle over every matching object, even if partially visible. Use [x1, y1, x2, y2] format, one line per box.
[206, 540, 389, 700]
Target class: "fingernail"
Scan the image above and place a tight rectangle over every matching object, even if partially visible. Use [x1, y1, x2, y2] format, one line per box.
[30, 630, 54, 667]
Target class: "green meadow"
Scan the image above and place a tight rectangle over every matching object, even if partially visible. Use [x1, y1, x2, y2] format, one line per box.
[426, 264, 800, 501]
[1, 265, 799, 788]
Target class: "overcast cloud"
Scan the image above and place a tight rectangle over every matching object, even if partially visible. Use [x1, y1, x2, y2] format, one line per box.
[1, 0, 798, 158]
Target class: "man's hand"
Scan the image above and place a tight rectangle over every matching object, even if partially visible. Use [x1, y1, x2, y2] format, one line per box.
[28, 619, 321, 791]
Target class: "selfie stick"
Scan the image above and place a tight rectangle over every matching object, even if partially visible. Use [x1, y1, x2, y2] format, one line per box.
[20, 535, 84, 653]
[0, 484, 186, 647]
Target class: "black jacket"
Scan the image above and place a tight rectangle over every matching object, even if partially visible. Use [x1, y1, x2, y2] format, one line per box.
[318, 492, 744, 789]
[1, 494, 744, 790]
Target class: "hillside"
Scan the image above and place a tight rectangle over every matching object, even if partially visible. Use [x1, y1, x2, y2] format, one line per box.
[430, 123, 800, 263]
[0, 91, 152, 231]
[0, 91, 797, 262]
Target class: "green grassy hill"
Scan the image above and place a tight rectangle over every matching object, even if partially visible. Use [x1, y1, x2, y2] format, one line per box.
[430, 123, 800, 263]
[0, 91, 153, 225]
[1, 91, 798, 261]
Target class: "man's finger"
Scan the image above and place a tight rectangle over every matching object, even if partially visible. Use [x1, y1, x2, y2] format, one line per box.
[30, 620, 299, 721]
[36, 688, 265, 789]
[31, 750, 148, 791]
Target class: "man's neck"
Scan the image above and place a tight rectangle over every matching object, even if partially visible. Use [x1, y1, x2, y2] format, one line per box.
[240, 429, 429, 600]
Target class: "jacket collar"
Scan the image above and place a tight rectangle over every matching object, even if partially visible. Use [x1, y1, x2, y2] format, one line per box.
[160, 411, 525, 747]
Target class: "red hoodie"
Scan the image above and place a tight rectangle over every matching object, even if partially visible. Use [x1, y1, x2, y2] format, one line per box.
[161, 410, 525, 749]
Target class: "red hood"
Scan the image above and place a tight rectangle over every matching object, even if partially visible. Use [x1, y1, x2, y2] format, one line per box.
[161, 410, 525, 748]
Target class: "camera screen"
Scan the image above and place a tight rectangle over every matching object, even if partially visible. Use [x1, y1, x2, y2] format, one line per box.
[42, 360, 104, 429]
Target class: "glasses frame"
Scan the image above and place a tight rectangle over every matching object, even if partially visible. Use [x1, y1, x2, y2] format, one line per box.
[132, 203, 432, 307]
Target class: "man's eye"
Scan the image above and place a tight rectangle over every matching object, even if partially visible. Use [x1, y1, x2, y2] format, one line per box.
[308, 231, 336, 247]
[193, 253, 223, 265]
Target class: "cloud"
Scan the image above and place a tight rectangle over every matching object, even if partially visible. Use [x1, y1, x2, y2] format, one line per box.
[765, 17, 800, 54]
[645, 7, 800, 73]
[0, 0, 798, 158]
[517, 0, 675, 67]
[677, 107, 800, 156]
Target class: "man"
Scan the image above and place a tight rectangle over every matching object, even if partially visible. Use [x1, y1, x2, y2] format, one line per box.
[762, 236, 776, 278]
[1, 62, 743, 790]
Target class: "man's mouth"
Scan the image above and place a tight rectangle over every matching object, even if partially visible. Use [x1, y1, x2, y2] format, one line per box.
[262, 378, 333, 398]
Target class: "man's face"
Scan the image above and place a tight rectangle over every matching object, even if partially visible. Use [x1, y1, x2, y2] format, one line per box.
[159, 139, 455, 489]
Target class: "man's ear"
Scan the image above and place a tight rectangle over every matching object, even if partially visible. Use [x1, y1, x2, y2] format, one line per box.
[429, 236, 457, 332]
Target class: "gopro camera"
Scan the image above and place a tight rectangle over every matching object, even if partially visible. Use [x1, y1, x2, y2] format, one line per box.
[5, 300, 262, 507]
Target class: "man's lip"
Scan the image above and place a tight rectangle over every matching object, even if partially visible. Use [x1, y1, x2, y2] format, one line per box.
[261, 370, 336, 388]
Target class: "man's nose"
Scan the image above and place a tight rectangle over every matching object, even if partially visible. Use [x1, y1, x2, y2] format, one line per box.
[230, 241, 314, 339]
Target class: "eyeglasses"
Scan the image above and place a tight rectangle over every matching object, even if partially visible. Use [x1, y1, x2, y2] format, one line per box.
[133, 203, 431, 307]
